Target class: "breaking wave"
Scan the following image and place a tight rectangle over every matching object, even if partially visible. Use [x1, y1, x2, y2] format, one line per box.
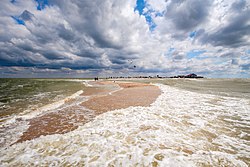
[0, 84, 249, 166]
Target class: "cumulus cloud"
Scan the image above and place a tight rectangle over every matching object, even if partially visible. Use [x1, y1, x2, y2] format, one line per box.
[0, 0, 249, 78]
[165, 0, 212, 32]
[200, 0, 250, 48]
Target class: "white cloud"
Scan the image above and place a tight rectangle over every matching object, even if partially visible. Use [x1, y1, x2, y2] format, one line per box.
[0, 0, 249, 78]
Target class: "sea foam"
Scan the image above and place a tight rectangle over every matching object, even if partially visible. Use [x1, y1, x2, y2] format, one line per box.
[0, 84, 249, 166]
[0, 90, 85, 148]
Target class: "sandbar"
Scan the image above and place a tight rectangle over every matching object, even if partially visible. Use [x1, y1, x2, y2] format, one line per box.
[17, 81, 161, 143]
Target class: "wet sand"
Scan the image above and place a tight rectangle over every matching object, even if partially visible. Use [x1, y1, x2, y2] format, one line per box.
[82, 82, 161, 114]
[17, 81, 161, 143]
[17, 110, 87, 142]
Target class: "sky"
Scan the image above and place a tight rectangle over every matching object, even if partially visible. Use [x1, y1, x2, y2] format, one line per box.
[0, 0, 250, 78]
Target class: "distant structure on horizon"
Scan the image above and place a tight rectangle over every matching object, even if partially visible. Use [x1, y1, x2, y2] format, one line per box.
[170, 73, 204, 78]
[104, 73, 204, 79]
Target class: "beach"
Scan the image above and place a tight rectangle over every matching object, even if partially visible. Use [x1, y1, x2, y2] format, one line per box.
[2, 0, 250, 166]
[0, 78, 250, 166]
[17, 81, 161, 143]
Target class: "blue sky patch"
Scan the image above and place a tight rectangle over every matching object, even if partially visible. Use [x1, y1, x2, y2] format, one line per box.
[189, 31, 196, 38]
[164, 47, 175, 58]
[134, 0, 156, 31]
[11, 16, 25, 25]
[36, 0, 49, 10]
[11, 0, 49, 10]
[168, 47, 175, 53]
[134, 0, 145, 15]
[187, 50, 206, 59]
[144, 15, 156, 31]
[155, 12, 164, 17]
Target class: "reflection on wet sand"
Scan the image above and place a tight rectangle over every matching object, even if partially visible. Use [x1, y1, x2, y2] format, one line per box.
[17, 81, 160, 143]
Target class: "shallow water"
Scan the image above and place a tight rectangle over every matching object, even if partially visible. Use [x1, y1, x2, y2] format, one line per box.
[147, 78, 250, 99]
[0, 79, 88, 120]
[0, 79, 91, 147]
[0, 79, 250, 166]
[0, 80, 249, 166]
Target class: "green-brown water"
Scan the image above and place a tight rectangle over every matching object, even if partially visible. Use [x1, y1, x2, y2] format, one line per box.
[0, 79, 88, 121]
[129, 78, 250, 99]
[0, 78, 249, 166]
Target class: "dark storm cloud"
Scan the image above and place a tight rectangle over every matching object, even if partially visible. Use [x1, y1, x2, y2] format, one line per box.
[0, 0, 250, 78]
[50, 0, 125, 49]
[0, 35, 100, 70]
[200, 3, 250, 48]
[241, 63, 250, 70]
[165, 0, 212, 32]
[56, 25, 75, 41]
[41, 50, 68, 60]
[55, 59, 99, 70]
[90, 32, 123, 49]
[0, 48, 34, 67]
[19, 10, 35, 21]
[15, 42, 35, 52]
[231, 0, 247, 12]
[76, 50, 99, 59]
[0, 3, 116, 70]
[0, 0, 141, 73]
[231, 59, 239, 65]
[105, 49, 139, 66]
[220, 52, 236, 58]
[170, 51, 185, 61]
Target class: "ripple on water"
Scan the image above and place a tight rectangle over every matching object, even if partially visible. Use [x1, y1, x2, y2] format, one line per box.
[0, 84, 249, 166]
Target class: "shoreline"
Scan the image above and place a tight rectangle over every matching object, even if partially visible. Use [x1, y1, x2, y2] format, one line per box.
[1, 80, 249, 166]
[17, 81, 161, 143]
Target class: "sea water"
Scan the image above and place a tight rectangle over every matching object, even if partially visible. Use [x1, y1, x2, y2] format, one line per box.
[0, 79, 250, 166]
[0, 79, 89, 148]
[0, 79, 89, 120]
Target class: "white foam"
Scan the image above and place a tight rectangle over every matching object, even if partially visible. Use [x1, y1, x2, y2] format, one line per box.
[0, 90, 86, 148]
[82, 81, 93, 87]
[32, 92, 51, 98]
[0, 84, 249, 166]
[7, 90, 84, 121]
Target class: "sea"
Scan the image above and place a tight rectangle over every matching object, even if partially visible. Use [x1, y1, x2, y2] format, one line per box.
[0, 78, 249, 166]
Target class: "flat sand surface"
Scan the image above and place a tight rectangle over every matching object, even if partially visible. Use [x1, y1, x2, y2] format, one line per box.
[18, 81, 161, 143]
[82, 82, 161, 114]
